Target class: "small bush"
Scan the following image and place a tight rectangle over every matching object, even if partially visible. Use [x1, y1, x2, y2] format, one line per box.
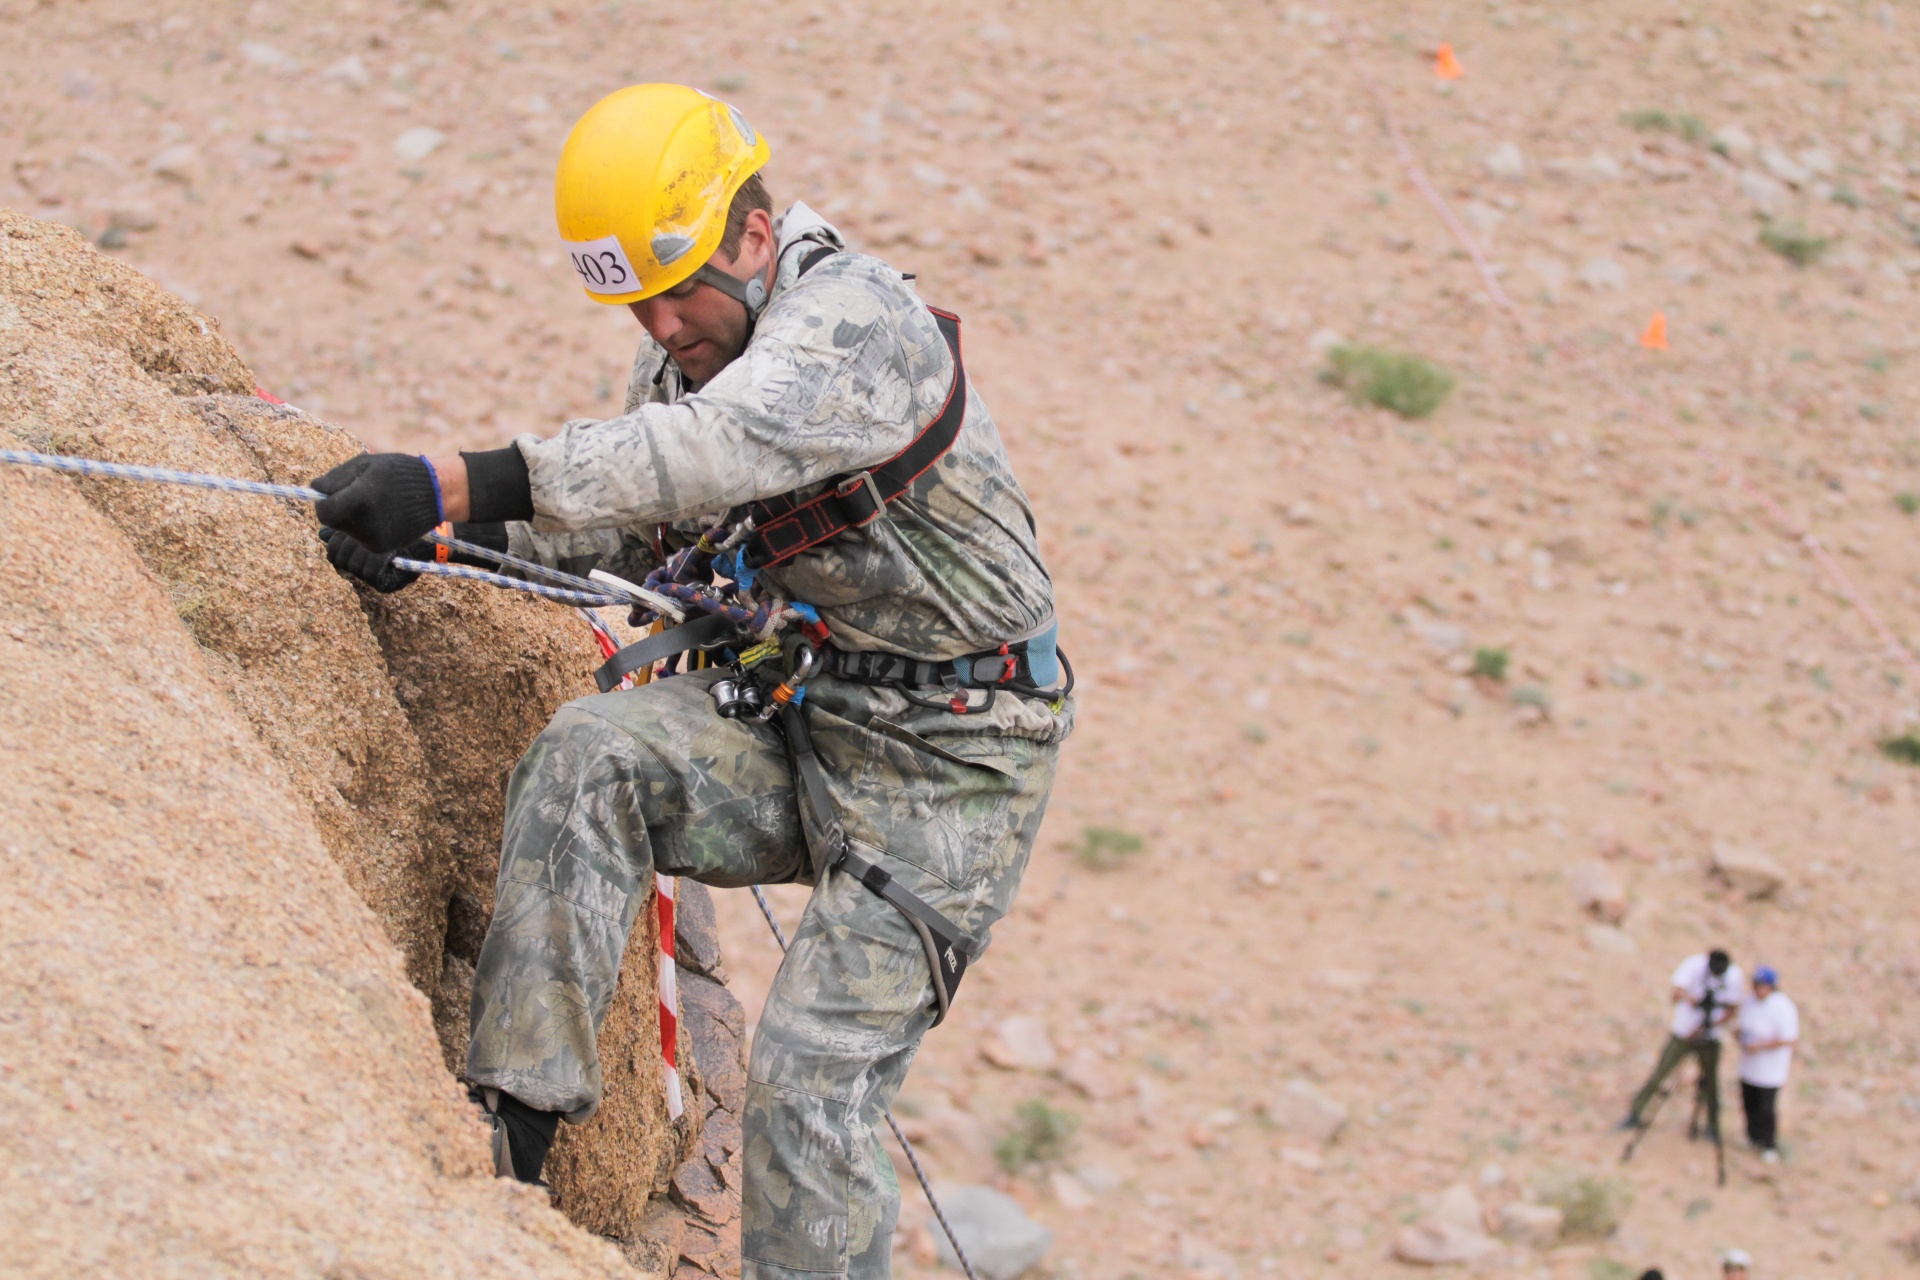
[1881, 733, 1920, 766]
[1587, 1260, 1635, 1280]
[1324, 345, 1456, 420]
[1620, 108, 1707, 144]
[1512, 684, 1552, 709]
[995, 1099, 1078, 1172]
[1759, 221, 1830, 267]
[1896, 492, 1919, 515]
[1076, 825, 1144, 871]
[1537, 1169, 1633, 1241]
[1471, 646, 1510, 682]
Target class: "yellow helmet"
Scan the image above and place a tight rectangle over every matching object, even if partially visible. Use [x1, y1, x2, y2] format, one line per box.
[554, 83, 771, 305]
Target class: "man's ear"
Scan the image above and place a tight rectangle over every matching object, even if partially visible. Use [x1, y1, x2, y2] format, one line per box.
[741, 206, 776, 266]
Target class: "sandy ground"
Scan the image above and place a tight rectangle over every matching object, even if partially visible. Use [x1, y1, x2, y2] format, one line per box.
[6, 1, 1920, 1277]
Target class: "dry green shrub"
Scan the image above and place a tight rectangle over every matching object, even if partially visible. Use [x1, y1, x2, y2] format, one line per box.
[1323, 345, 1456, 420]
[1537, 1169, 1633, 1241]
[995, 1099, 1078, 1172]
[1077, 825, 1144, 871]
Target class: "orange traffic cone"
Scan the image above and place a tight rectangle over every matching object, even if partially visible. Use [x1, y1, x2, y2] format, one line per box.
[1639, 312, 1669, 351]
[1435, 43, 1464, 79]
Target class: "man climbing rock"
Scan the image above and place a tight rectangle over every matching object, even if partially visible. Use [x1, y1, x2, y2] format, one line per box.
[310, 84, 1069, 1278]
[1619, 948, 1745, 1141]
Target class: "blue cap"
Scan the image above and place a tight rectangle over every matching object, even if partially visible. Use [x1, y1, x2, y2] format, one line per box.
[1754, 966, 1778, 986]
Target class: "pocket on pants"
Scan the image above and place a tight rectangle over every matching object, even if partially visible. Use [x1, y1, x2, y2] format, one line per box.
[742, 1080, 851, 1273]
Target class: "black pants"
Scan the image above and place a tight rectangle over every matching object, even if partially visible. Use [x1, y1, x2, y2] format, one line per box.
[1741, 1081, 1779, 1150]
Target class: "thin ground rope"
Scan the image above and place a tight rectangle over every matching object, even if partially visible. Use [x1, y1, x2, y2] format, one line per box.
[1333, 33, 1920, 689]
[422, 530, 639, 603]
[391, 558, 622, 607]
[747, 885, 980, 1280]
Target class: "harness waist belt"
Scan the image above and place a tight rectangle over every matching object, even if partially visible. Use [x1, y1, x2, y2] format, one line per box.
[823, 623, 1061, 692]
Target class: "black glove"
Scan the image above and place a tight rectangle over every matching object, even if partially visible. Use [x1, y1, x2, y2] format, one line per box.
[310, 452, 443, 553]
[318, 527, 421, 593]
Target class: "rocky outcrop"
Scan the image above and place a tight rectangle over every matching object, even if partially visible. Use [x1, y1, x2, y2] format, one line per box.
[0, 211, 742, 1273]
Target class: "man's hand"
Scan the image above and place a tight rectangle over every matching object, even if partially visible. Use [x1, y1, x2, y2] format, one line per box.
[310, 453, 444, 553]
[318, 527, 422, 594]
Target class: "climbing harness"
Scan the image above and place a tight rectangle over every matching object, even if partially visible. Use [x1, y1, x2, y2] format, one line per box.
[749, 885, 981, 1280]
[740, 304, 966, 570]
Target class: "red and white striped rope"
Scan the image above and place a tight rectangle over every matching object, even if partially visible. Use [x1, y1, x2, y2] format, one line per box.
[577, 608, 682, 1118]
[656, 870, 683, 1120]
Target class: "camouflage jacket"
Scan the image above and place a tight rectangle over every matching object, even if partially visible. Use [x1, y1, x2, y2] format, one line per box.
[506, 203, 1055, 661]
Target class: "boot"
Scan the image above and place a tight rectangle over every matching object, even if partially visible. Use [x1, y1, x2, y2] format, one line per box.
[470, 1085, 560, 1186]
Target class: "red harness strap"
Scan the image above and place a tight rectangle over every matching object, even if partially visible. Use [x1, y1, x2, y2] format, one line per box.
[743, 307, 966, 570]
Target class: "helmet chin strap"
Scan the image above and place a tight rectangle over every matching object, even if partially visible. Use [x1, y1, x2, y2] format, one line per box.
[690, 260, 770, 320]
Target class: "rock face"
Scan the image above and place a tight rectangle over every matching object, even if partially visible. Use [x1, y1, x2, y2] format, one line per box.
[0, 212, 741, 1273]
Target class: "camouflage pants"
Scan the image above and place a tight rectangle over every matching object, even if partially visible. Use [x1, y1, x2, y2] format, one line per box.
[467, 668, 1065, 1279]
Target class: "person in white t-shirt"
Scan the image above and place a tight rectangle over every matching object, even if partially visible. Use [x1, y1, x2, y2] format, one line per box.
[1737, 966, 1798, 1162]
[1620, 948, 1747, 1140]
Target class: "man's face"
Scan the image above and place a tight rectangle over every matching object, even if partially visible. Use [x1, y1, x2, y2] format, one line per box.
[627, 207, 774, 389]
[1754, 981, 1774, 998]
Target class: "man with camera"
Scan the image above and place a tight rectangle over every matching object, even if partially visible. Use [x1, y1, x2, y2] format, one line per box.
[1619, 948, 1746, 1140]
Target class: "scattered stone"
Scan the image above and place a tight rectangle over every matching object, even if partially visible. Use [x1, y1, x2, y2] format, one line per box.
[1392, 1220, 1499, 1266]
[1392, 1185, 1501, 1265]
[1712, 124, 1756, 158]
[1710, 843, 1786, 898]
[1279, 1145, 1323, 1172]
[1739, 170, 1790, 217]
[1478, 1164, 1506, 1189]
[1821, 1087, 1870, 1120]
[149, 144, 204, 186]
[1494, 1202, 1565, 1249]
[1058, 1047, 1126, 1100]
[1577, 255, 1626, 291]
[1178, 1236, 1240, 1279]
[1047, 1170, 1096, 1211]
[982, 1015, 1056, 1071]
[932, 1185, 1053, 1280]
[1306, 327, 1345, 354]
[1873, 110, 1907, 150]
[1567, 859, 1626, 924]
[1264, 1080, 1347, 1144]
[103, 201, 158, 233]
[322, 54, 372, 89]
[239, 41, 292, 69]
[1585, 924, 1638, 956]
[291, 238, 326, 260]
[393, 126, 448, 163]
[1484, 142, 1527, 181]
[1759, 144, 1813, 187]
[1311, 967, 1373, 993]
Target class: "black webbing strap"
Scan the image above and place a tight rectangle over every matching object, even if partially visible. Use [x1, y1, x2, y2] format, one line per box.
[592, 612, 739, 693]
[776, 701, 974, 1025]
[744, 307, 966, 570]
